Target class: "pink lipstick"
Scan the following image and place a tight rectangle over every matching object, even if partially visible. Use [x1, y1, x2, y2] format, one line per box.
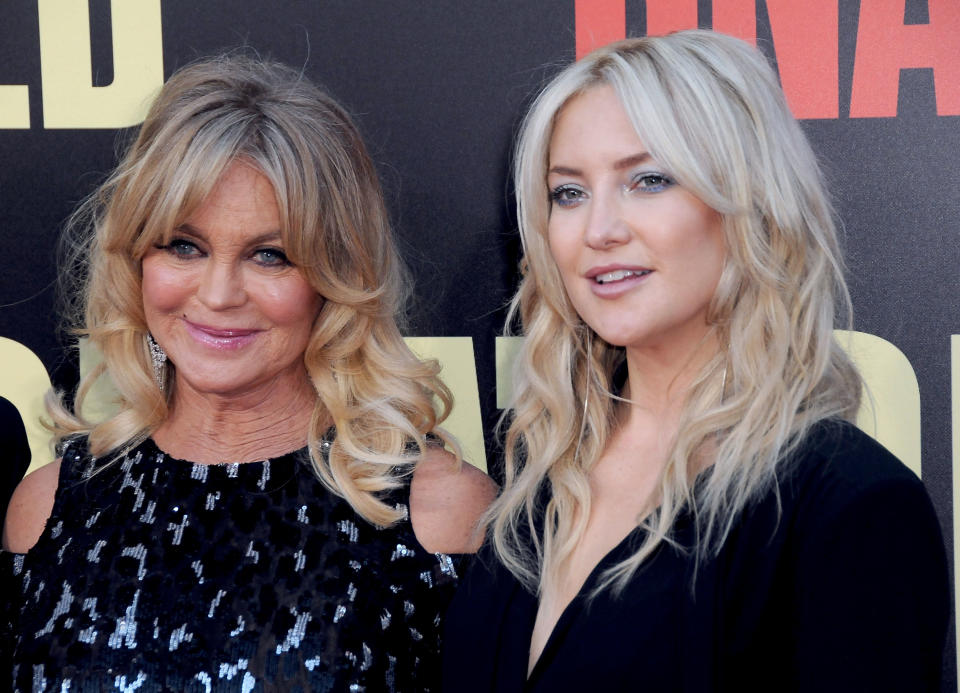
[183, 320, 260, 350]
[585, 265, 653, 298]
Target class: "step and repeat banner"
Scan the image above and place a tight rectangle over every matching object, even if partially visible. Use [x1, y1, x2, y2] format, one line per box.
[1, 1, 958, 687]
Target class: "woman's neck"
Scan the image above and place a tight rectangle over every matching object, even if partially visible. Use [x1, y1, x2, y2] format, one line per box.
[152, 374, 322, 464]
[621, 328, 720, 419]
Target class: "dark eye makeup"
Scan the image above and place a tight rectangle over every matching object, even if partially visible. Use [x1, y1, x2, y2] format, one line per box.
[629, 171, 674, 192]
[549, 184, 587, 208]
[155, 238, 203, 257]
[252, 247, 290, 267]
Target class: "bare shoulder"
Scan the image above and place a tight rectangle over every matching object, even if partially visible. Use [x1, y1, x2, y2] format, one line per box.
[2, 459, 61, 553]
[409, 446, 498, 554]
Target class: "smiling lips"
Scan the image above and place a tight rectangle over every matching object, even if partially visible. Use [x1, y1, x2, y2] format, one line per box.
[184, 320, 261, 350]
[586, 266, 653, 297]
[593, 268, 651, 285]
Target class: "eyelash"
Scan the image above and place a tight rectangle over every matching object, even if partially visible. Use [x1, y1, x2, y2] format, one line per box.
[156, 240, 291, 267]
[629, 172, 674, 192]
[252, 247, 290, 267]
[160, 239, 201, 257]
[549, 172, 675, 208]
[549, 185, 585, 208]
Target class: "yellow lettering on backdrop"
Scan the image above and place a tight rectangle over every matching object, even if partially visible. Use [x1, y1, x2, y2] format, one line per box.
[0, 85, 30, 128]
[495, 336, 522, 410]
[405, 337, 487, 471]
[495, 331, 921, 476]
[38, 0, 163, 128]
[0, 337, 54, 474]
[834, 330, 921, 476]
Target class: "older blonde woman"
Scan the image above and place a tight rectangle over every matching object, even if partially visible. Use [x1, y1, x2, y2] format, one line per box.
[444, 31, 947, 691]
[2, 55, 492, 691]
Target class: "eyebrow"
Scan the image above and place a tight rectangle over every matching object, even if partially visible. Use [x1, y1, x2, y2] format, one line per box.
[175, 223, 283, 246]
[548, 152, 653, 177]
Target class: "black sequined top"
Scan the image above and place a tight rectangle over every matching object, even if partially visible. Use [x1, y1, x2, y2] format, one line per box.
[1, 434, 462, 692]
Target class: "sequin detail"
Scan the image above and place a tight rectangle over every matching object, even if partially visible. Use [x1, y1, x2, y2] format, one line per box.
[2, 435, 462, 691]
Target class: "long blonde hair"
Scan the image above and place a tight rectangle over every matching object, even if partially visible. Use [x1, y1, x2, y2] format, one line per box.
[491, 30, 861, 593]
[49, 54, 453, 526]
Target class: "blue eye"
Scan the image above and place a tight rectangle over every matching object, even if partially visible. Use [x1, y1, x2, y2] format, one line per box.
[163, 239, 201, 257]
[253, 247, 290, 267]
[629, 172, 674, 192]
[550, 184, 587, 208]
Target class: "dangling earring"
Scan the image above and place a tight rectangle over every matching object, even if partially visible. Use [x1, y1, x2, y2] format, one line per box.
[720, 361, 729, 403]
[572, 330, 592, 465]
[147, 333, 167, 391]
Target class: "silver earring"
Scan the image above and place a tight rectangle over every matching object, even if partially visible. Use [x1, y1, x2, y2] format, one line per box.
[720, 362, 729, 403]
[147, 333, 167, 391]
[572, 330, 592, 466]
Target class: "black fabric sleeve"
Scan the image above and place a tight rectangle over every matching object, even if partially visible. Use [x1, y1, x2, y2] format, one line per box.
[0, 396, 31, 530]
[789, 476, 949, 692]
[0, 553, 18, 681]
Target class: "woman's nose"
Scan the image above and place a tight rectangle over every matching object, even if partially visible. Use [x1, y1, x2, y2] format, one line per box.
[196, 259, 246, 310]
[583, 195, 631, 249]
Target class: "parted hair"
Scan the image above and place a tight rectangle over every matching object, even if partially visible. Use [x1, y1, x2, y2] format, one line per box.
[491, 30, 862, 593]
[49, 54, 453, 526]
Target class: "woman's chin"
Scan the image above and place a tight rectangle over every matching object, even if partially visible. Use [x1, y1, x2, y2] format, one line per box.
[173, 367, 284, 401]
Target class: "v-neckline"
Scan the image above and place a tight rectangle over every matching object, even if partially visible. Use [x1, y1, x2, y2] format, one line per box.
[524, 523, 648, 685]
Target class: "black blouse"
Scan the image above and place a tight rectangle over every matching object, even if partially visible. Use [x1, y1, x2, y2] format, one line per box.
[443, 421, 949, 692]
[2, 434, 461, 692]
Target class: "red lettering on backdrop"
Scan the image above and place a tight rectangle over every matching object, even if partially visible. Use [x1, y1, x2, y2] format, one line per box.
[850, 0, 960, 117]
[699, 0, 843, 120]
[767, 0, 840, 119]
[575, 0, 759, 50]
[575, 0, 626, 59]
[574, 0, 839, 119]
[646, 0, 697, 35]
[712, 0, 758, 44]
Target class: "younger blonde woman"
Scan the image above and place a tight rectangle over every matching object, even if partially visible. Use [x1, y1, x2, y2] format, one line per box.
[444, 30, 947, 692]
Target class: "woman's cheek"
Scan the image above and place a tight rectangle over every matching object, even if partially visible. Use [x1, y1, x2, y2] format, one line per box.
[142, 260, 193, 314]
[253, 275, 323, 326]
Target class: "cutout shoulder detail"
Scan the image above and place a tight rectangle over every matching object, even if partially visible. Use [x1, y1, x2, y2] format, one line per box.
[2, 458, 61, 553]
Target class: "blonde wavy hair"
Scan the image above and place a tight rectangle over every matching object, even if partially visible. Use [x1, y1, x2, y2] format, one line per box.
[491, 30, 862, 593]
[49, 54, 453, 526]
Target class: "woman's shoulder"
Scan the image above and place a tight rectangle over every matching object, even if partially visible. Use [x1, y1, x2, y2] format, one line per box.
[764, 420, 948, 687]
[783, 418, 925, 510]
[775, 419, 944, 575]
[1, 436, 94, 554]
[2, 458, 62, 553]
[409, 446, 497, 555]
